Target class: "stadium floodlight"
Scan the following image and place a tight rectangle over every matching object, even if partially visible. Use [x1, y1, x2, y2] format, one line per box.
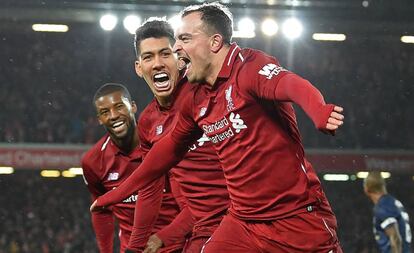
[168, 14, 182, 32]
[0, 166, 14, 174]
[234, 17, 255, 38]
[123, 15, 141, 34]
[323, 174, 349, 181]
[356, 171, 369, 178]
[381, 172, 391, 179]
[62, 170, 76, 178]
[282, 18, 303, 40]
[32, 24, 69, 32]
[401, 36, 414, 44]
[312, 33, 346, 41]
[69, 167, 83, 175]
[357, 171, 391, 179]
[261, 18, 278, 37]
[100, 14, 118, 31]
[40, 170, 61, 178]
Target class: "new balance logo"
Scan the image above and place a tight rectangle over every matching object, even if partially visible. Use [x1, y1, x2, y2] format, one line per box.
[258, 63, 287, 79]
[107, 172, 119, 181]
[199, 107, 207, 117]
[156, 125, 163, 135]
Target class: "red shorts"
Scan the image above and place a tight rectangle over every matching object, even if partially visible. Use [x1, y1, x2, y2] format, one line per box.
[158, 243, 184, 253]
[201, 208, 343, 253]
[183, 224, 220, 253]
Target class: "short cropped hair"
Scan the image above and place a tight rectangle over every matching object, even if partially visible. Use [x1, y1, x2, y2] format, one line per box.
[364, 172, 387, 193]
[93, 83, 132, 105]
[134, 17, 175, 58]
[181, 2, 233, 45]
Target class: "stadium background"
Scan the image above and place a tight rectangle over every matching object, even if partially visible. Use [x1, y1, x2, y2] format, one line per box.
[0, 0, 413, 252]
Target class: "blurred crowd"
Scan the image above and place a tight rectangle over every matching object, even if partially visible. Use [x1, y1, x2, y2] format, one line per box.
[1, 171, 412, 253]
[0, 29, 413, 149]
[0, 172, 97, 253]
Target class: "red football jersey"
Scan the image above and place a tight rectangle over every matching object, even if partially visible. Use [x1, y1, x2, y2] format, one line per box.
[138, 79, 230, 232]
[96, 43, 336, 223]
[173, 43, 334, 220]
[82, 133, 181, 252]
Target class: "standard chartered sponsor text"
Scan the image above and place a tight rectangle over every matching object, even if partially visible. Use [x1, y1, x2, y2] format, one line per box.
[202, 116, 229, 134]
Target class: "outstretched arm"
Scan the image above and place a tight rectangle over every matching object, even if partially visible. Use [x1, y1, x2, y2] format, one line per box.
[91, 95, 203, 211]
[275, 74, 344, 134]
[91, 134, 190, 210]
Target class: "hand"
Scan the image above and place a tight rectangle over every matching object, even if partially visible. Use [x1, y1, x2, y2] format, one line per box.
[323, 106, 344, 135]
[143, 234, 164, 253]
[90, 199, 105, 212]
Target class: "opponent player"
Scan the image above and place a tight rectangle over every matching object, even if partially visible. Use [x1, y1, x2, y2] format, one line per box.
[95, 19, 230, 253]
[82, 83, 187, 253]
[364, 172, 412, 253]
[92, 2, 345, 252]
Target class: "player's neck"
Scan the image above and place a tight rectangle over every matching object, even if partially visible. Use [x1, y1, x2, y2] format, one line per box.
[112, 132, 139, 154]
[371, 192, 385, 204]
[206, 46, 231, 86]
[156, 95, 172, 109]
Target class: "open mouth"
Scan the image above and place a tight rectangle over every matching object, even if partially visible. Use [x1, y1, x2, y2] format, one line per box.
[153, 72, 171, 91]
[178, 56, 191, 70]
[112, 120, 126, 133]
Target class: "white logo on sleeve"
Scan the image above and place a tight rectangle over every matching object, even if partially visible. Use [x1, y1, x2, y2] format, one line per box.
[155, 125, 163, 135]
[107, 172, 119, 181]
[229, 112, 247, 133]
[199, 107, 207, 117]
[225, 85, 235, 111]
[258, 63, 287, 79]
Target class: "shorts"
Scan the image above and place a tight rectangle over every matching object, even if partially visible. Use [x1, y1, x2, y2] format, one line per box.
[184, 224, 220, 253]
[201, 208, 343, 253]
[158, 243, 184, 253]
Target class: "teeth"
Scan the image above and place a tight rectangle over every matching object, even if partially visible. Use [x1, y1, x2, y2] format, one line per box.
[113, 121, 124, 128]
[154, 73, 167, 79]
[179, 57, 190, 64]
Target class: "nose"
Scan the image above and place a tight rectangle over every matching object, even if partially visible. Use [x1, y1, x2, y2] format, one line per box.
[109, 108, 120, 120]
[173, 41, 182, 53]
[153, 55, 164, 69]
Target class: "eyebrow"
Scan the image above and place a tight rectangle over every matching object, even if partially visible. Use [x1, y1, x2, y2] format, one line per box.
[176, 33, 192, 40]
[140, 47, 172, 57]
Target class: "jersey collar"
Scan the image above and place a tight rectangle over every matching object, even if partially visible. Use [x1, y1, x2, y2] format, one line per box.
[217, 43, 242, 79]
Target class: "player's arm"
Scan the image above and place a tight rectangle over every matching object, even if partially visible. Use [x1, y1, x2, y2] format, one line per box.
[384, 221, 403, 253]
[91, 101, 202, 210]
[127, 176, 165, 252]
[82, 159, 115, 253]
[275, 74, 344, 134]
[242, 53, 343, 135]
[152, 175, 194, 249]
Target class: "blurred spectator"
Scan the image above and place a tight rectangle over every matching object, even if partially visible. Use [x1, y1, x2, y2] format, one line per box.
[1, 171, 412, 252]
[0, 30, 412, 148]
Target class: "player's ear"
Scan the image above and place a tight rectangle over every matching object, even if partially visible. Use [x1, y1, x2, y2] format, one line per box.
[131, 101, 137, 114]
[210, 33, 224, 53]
[97, 116, 104, 125]
[135, 60, 143, 78]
